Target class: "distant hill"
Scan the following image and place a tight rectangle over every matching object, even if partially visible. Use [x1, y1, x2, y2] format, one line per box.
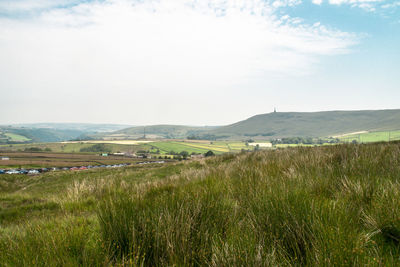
[0, 123, 132, 144]
[0, 127, 85, 144]
[101, 125, 219, 139]
[12, 123, 131, 133]
[210, 109, 400, 138]
[4, 110, 400, 143]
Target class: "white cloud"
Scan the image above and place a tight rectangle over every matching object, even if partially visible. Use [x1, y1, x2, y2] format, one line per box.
[329, 0, 382, 4]
[312, 0, 323, 5]
[328, 0, 386, 11]
[0, 0, 82, 13]
[272, 0, 302, 8]
[381, 1, 400, 8]
[0, 0, 357, 124]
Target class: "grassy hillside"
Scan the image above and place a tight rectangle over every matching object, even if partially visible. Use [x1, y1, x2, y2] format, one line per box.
[105, 125, 219, 139]
[149, 140, 251, 154]
[0, 124, 132, 144]
[0, 142, 150, 154]
[211, 109, 400, 138]
[13, 123, 131, 132]
[339, 130, 400, 143]
[0, 140, 251, 156]
[0, 126, 87, 143]
[1, 142, 400, 265]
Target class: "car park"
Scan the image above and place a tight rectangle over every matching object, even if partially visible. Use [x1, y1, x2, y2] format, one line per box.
[0, 161, 133, 175]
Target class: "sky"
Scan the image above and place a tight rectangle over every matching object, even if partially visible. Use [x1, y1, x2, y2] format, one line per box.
[0, 0, 399, 126]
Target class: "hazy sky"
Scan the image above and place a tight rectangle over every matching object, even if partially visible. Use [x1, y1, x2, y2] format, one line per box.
[0, 0, 399, 126]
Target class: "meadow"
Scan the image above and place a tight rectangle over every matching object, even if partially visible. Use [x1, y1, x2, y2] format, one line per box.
[339, 130, 400, 143]
[1, 141, 400, 266]
[0, 140, 254, 156]
[149, 141, 251, 154]
[0, 142, 147, 154]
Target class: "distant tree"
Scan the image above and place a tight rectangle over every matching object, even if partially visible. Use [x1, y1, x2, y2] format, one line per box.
[254, 144, 260, 151]
[179, 151, 189, 159]
[80, 144, 111, 153]
[173, 155, 182, 160]
[24, 147, 42, 152]
[205, 150, 215, 157]
[44, 147, 52, 152]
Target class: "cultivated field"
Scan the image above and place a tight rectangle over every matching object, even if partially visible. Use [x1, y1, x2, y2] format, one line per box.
[0, 142, 149, 154]
[0, 140, 254, 155]
[149, 140, 252, 154]
[62, 140, 154, 145]
[339, 130, 400, 143]
[1, 142, 400, 265]
[0, 152, 142, 168]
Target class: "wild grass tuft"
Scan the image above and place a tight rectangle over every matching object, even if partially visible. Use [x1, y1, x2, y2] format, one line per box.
[2, 142, 400, 265]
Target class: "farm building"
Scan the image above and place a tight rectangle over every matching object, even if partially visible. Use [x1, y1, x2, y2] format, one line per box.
[1, 157, 10, 160]
[249, 142, 273, 148]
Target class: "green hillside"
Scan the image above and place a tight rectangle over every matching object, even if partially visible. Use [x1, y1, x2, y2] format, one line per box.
[109, 125, 218, 139]
[2, 142, 400, 265]
[13, 123, 131, 132]
[211, 109, 400, 138]
[0, 127, 86, 144]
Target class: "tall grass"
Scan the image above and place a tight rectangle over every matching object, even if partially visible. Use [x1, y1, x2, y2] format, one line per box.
[98, 142, 400, 266]
[1, 142, 400, 265]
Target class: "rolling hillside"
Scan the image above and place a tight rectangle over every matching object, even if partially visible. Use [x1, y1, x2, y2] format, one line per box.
[0, 123, 131, 144]
[210, 109, 400, 138]
[0, 127, 87, 144]
[13, 123, 131, 132]
[101, 125, 219, 139]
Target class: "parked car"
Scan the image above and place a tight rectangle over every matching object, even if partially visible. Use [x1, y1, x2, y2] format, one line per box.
[28, 169, 39, 174]
[0, 169, 5, 174]
[70, 167, 79, 171]
[19, 169, 29, 174]
[79, 166, 87, 170]
[6, 170, 20, 174]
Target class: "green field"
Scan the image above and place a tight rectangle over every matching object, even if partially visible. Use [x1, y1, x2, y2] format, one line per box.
[340, 130, 400, 143]
[0, 142, 150, 154]
[2, 132, 31, 142]
[0, 140, 255, 157]
[149, 141, 252, 154]
[2, 142, 400, 265]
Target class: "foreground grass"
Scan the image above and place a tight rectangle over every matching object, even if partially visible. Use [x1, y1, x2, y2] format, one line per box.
[1, 142, 400, 266]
